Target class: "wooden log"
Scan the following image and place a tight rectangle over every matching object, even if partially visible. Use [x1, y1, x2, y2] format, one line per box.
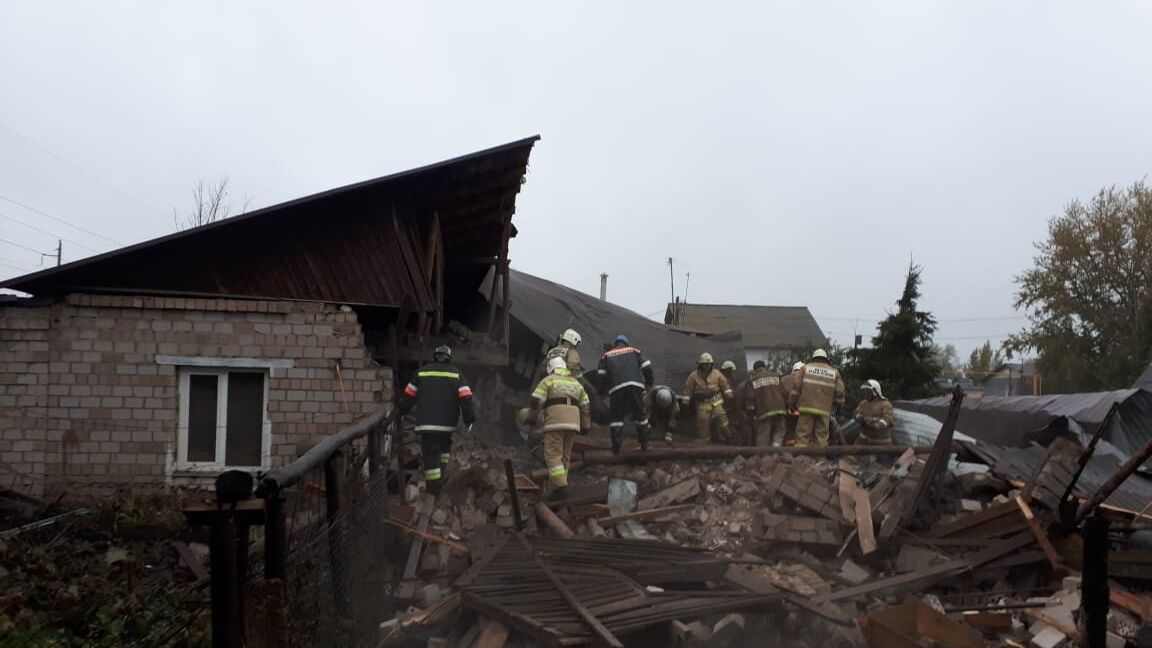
[586, 517, 607, 538]
[596, 504, 695, 525]
[472, 618, 510, 648]
[854, 488, 878, 555]
[579, 444, 938, 466]
[535, 502, 576, 539]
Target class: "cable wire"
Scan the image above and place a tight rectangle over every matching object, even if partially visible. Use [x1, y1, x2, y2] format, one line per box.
[0, 236, 44, 255]
[0, 193, 121, 246]
[0, 210, 101, 253]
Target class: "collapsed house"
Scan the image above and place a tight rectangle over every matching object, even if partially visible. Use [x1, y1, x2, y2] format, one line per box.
[0, 136, 538, 497]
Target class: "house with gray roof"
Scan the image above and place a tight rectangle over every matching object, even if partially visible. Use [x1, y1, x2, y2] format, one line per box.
[663, 302, 827, 371]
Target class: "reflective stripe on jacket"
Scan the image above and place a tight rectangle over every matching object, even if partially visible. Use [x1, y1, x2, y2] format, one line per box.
[399, 361, 476, 432]
[791, 360, 845, 417]
[532, 368, 591, 432]
[597, 346, 653, 394]
[749, 368, 788, 418]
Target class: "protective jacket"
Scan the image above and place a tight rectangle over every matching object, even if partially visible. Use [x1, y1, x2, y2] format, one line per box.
[855, 397, 895, 440]
[531, 368, 591, 432]
[682, 368, 733, 403]
[544, 344, 582, 377]
[399, 362, 476, 432]
[789, 360, 845, 417]
[597, 345, 654, 394]
[748, 367, 788, 418]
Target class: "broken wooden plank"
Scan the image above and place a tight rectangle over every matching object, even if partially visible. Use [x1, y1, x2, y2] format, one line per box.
[1076, 434, 1152, 522]
[853, 488, 877, 555]
[962, 611, 1013, 633]
[837, 459, 857, 522]
[397, 494, 434, 599]
[637, 476, 700, 510]
[579, 445, 938, 465]
[383, 516, 470, 556]
[513, 533, 624, 648]
[1014, 496, 1061, 570]
[930, 499, 1019, 538]
[596, 503, 694, 525]
[1021, 608, 1082, 644]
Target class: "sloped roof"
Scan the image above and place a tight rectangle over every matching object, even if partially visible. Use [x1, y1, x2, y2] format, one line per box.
[1, 137, 539, 312]
[664, 303, 826, 349]
[502, 271, 746, 386]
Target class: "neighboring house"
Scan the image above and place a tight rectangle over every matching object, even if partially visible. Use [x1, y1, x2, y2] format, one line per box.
[0, 137, 537, 497]
[664, 303, 826, 371]
[979, 361, 1040, 397]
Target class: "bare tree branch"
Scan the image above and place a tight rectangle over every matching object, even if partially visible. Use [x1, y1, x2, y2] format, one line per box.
[174, 176, 244, 230]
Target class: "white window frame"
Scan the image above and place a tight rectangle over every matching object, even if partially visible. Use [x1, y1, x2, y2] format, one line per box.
[177, 367, 271, 471]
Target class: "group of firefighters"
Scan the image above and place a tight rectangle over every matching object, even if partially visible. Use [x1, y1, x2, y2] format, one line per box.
[398, 330, 896, 499]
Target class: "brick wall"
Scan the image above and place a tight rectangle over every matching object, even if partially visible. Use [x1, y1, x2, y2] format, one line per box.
[0, 294, 391, 497]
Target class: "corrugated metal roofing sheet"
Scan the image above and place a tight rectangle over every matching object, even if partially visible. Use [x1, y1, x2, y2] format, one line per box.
[663, 304, 826, 349]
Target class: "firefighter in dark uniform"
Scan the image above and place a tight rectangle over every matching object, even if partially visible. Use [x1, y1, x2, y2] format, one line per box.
[398, 345, 476, 496]
[595, 334, 654, 454]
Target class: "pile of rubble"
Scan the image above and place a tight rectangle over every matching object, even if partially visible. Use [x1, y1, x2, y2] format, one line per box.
[380, 397, 1152, 647]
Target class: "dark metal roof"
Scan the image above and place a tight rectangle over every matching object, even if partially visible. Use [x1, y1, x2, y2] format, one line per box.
[898, 389, 1152, 467]
[1134, 362, 1152, 390]
[1, 137, 539, 310]
[663, 303, 826, 349]
[499, 270, 747, 386]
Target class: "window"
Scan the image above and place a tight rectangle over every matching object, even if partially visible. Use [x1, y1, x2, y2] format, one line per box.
[178, 368, 269, 470]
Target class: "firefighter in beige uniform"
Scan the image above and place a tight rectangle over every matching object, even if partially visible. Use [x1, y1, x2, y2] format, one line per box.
[681, 353, 735, 441]
[854, 379, 895, 445]
[748, 360, 789, 447]
[544, 328, 584, 377]
[788, 349, 845, 447]
[530, 357, 591, 499]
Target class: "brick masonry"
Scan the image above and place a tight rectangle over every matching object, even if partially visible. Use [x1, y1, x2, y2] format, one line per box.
[0, 293, 392, 497]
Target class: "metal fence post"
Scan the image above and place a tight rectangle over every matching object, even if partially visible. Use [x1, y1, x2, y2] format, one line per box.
[324, 452, 349, 619]
[209, 514, 243, 648]
[1082, 515, 1110, 648]
[264, 491, 287, 580]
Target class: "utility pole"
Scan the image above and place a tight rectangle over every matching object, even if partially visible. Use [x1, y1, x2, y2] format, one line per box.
[667, 257, 675, 320]
[41, 239, 61, 267]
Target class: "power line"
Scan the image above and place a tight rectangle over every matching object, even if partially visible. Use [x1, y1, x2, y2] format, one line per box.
[0, 122, 162, 217]
[0, 210, 101, 253]
[0, 193, 121, 246]
[0, 258, 34, 272]
[0, 236, 44, 255]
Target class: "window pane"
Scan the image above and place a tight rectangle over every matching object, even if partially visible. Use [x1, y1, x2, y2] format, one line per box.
[225, 372, 265, 467]
[188, 375, 219, 462]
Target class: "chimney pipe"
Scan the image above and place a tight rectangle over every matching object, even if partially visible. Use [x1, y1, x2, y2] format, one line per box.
[599, 273, 608, 301]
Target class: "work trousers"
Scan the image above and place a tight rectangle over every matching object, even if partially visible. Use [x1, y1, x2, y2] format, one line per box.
[695, 399, 730, 441]
[420, 432, 453, 495]
[609, 386, 649, 442]
[650, 410, 676, 441]
[543, 428, 577, 488]
[794, 414, 830, 448]
[755, 415, 788, 448]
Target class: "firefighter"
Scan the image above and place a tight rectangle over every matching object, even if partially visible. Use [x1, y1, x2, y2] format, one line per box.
[681, 352, 734, 442]
[596, 334, 654, 454]
[645, 385, 680, 444]
[788, 349, 845, 448]
[530, 356, 590, 499]
[719, 360, 748, 443]
[854, 379, 894, 445]
[398, 345, 475, 496]
[781, 361, 805, 446]
[545, 328, 584, 377]
[748, 360, 788, 447]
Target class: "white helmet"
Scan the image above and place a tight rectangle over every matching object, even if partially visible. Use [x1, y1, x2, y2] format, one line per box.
[561, 329, 582, 346]
[811, 348, 829, 360]
[862, 379, 884, 399]
[792, 361, 805, 372]
[547, 357, 567, 374]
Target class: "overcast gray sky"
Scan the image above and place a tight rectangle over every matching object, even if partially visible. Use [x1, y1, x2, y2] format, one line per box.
[3, 2, 1151, 359]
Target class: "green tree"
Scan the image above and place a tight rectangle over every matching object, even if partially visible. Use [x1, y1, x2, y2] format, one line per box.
[965, 340, 1004, 381]
[1008, 181, 1152, 392]
[856, 263, 941, 400]
[931, 343, 961, 380]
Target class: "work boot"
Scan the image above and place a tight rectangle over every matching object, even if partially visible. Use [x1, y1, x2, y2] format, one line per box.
[637, 425, 650, 452]
[610, 428, 623, 455]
